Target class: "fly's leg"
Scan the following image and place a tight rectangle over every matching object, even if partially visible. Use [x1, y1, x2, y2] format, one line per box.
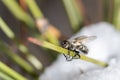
[64, 47, 73, 61]
[64, 50, 80, 60]
[63, 54, 72, 61]
[72, 50, 81, 59]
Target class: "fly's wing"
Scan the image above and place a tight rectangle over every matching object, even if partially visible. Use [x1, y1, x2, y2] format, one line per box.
[73, 36, 96, 44]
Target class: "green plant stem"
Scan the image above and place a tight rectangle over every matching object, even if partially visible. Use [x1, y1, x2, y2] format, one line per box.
[104, 0, 113, 22]
[0, 17, 15, 39]
[24, 0, 59, 45]
[113, 0, 120, 30]
[2, 0, 35, 28]
[24, 0, 44, 19]
[45, 31, 60, 45]
[28, 37, 108, 67]
[0, 40, 35, 74]
[0, 61, 27, 80]
[72, 0, 82, 23]
[43, 41, 108, 67]
[62, 0, 82, 32]
[19, 44, 43, 70]
[0, 17, 43, 70]
[0, 72, 14, 80]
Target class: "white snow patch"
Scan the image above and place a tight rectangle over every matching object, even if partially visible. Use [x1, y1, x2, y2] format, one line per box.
[40, 22, 120, 80]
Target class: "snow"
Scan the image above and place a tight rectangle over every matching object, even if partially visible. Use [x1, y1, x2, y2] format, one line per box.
[39, 22, 120, 80]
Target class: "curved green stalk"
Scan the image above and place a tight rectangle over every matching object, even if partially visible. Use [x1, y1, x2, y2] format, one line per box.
[2, 0, 35, 28]
[24, 0, 44, 19]
[0, 17, 15, 39]
[0, 61, 27, 80]
[28, 37, 108, 67]
[19, 44, 43, 70]
[0, 72, 14, 80]
[113, 0, 120, 30]
[62, 0, 82, 32]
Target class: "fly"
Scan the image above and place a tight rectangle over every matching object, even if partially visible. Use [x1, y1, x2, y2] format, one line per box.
[61, 35, 96, 61]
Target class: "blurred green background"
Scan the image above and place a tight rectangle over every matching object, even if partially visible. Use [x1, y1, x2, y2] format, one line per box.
[0, 0, 119, 80]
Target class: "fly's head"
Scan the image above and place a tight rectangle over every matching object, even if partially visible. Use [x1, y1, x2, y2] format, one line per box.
[61, 40, 70, 49]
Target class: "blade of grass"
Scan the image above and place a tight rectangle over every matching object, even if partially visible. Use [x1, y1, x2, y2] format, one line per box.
[0, 17, 43, 70]
[104, 0, 114, 22]
[44, 30, 60, 45]
[72, 0, 82, 24]
[28, 37, 108, 67]
[113, 0, 120, 30]
[24, 0, 44, 19]
[62, 0, 82, 32]
[0, 61, 27, 80]
[0, 17, 15, 39]
[19, 44, 43, 70]
[73, 0, 90, 25]
[0, 72, 14, 80]
[2, 0, 35, 28]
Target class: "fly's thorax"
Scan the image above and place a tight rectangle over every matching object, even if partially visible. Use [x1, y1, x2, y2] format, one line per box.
[71, 41, 82, 46]
[73, 43, 88, 54]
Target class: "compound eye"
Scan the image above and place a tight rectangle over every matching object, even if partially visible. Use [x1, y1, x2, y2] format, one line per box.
[62, 40, 67, 44]
[61, 40, 69, 48]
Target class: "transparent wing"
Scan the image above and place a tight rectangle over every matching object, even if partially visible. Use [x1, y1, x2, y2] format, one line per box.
[72, 36, 96, 43]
